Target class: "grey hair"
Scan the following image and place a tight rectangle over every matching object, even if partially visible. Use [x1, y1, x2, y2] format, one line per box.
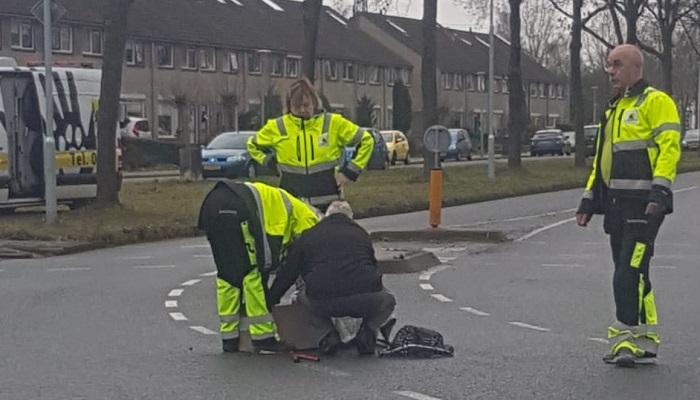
[325, 200, 353, 218]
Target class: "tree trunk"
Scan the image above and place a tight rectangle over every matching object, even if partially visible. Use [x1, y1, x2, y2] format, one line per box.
[571, 0, 586, 167]
[507, 0, 526, 169]
[302, 0, 322, 83]
[177, 101, 192, 180]
[661, 26, 674, 95]
[421, 0, 438, 178]
[96, 0, 131, 207]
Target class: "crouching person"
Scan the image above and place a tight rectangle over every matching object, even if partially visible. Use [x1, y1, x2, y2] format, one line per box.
[267, 200, 396, 355]
[198, 181, 319, 353]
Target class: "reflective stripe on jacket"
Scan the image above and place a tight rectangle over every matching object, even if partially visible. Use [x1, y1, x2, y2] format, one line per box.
[247, 112, 374, 198]
[584, 81, 681, 202]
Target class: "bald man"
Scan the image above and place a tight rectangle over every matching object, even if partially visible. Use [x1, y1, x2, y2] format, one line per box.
[576, 44, 681, 366]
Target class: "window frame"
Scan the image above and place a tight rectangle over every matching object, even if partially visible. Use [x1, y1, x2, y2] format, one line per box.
[324, 60, 338, 81]
[247, 52, 262, 75]
[51, 25, 72, 54]
[155, 44, 174, 68]
[342, 62, 355, 82]
[199, 48, 216, 72]
[183, 48, 198, 70]
[84, 29, 104, 56]
[125, 39, 145, 66]
[285, 56, 300, 78]
[270, 54, 284, 77]
[11, 19, 35, 50]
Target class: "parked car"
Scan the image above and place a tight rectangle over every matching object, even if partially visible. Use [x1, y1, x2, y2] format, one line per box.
[341, 128, 389, 170]
[120, 117, 151, 139]
[683, 129, 699, 150]
[530, 129, 564, 156]
[201, 131, 269, 179]
[441, 128, 472, 161]
[562, 131, 574, 155]
[583, 124, 598, 156]
[381, 130, 410, 165]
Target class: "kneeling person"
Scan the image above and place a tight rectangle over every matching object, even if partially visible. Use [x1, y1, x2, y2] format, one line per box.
[268, 201, 396, 355]
[198, 181, 318, 353]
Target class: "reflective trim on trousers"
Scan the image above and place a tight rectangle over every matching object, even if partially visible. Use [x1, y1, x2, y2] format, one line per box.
[582, 190, 593, 200]
[242, 268, 276, 339]
[217, 278, 241, 337]
[609, 178, 652, 191]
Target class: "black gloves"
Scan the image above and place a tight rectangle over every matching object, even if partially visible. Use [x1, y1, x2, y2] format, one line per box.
[647, 184, 673, 215]
[577, 198, 595, 216]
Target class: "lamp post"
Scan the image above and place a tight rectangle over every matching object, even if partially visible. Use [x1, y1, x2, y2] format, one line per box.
[591, 85, 598, 123]
[487, 0, 495, 181]
[42, 0, 57, 223]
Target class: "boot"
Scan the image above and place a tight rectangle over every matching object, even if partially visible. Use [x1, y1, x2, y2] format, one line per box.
[355, 326, 377, 356]
[222, 338, 240, 353]
[253, 337, 291, 355]
[603, 321, 655, 366]
[319, 329, 341, 356]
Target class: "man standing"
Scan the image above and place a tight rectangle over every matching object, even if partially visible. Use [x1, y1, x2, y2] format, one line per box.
[576, 44, 681, 366]
[267, 201, 396, 355]
[198, 181, 318, 353]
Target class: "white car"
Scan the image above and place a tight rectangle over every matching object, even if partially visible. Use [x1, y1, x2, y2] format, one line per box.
[120, 117, 151, 139]
[682, 129, 699, 150]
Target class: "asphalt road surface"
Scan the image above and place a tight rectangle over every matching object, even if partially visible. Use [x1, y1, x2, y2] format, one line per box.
[2, 172, 699, 400]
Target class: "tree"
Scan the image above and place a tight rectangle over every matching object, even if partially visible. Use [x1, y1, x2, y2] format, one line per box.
[220, 90, 239, 131]
[570, 0, 587, 167]
[302, 0, 322, 82]
[264, 85, 283, 120]
[392, 80, 412, 134]
[507, 0, 529, 168]
[355, 95, 377, 127]
[422, 0, 438, 176]
[96, 0, 132, 207]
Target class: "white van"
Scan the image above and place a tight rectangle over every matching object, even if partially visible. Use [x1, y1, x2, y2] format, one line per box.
[0, 65, 120, 210]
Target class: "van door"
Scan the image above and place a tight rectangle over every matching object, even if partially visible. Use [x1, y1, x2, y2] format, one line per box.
[0, 73, 43, 198]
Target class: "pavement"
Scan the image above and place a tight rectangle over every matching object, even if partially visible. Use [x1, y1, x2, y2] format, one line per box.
[1, 172, 699, 399]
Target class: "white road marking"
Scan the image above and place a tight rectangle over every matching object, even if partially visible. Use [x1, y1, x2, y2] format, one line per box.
[394, 390, 443, 400]
[200, 271, 217, 277]
[418, 264, 452, 281]
[165, 300, 178, 308]
[298, 363, 351, 377]
[437, 256, 457, 263]
[541, 263, 585, 268]
[190, 326, 217, 335]
[675, 185, 698, 193]
[430, 294, 453, 303]
[515, 217, 576, 242]
[419, 283, 434, 291]
[446, 246, 468, 252]
[422, 247, 444, 253]
[181, 279, 201, 286]
[46, 267, 91, 272]
[168, 289, 184, 297]
[181, 244, 209, 249]
[508, 321, 551, 332]
[133, 265, 176, 269]
[122, 256, 153, 260]
[457, 208, 578, 227]
[192, 254, 213, 258]
[169, 312, 187, 321]
[655, 265, 677, 270]
[587, 337, 609, 344]
[459, 307, 490, 316]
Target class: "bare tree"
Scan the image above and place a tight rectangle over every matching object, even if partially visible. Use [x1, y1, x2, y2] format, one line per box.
[96, 0, 132, 207]
[302, 0, 322, 83]
[422, 0, 438, 177]
[507, 0, 528, 169]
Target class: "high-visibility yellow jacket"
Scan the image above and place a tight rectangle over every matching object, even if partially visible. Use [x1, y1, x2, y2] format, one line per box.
[247, 112, 373, 202]
[584, 81, 681, 207]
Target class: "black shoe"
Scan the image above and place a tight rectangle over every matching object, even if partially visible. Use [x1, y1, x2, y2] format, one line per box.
[222, 338, 239, 353]
[319, 330, 341, 356]
[355, 327, 377, 356]
[253, 338, 291, 354]
[379, 318, 397, 343]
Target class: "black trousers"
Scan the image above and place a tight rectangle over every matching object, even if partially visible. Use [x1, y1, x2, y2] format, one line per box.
[604, 198, 664, 326]
[299, 289, 396, 333]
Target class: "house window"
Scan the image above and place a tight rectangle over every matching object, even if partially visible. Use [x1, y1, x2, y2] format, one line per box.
[225, 51, 239, 72]
[549, 83, 557, 98]
[51, 25, 72, 53]
[477, 74, 486, 92]
[199, 48, 215, 71]
[454, 74, 463, 90]
[384, 68, 396, 86]
[530, 82, 539, 97]
[184, 48, 198, 70]
[285, 57, 300, 77]
[11, 20, 34, 50]
[466, 74, 475, 91]
[502, 77, 509, 93]
[493, 78, 500, 93]
[401, 68, 411, 85]
[325, 60, 338, 81]
[270, 54, 284, 76]
[342, 62, 354, 81]
[85, 29, 103, 55]
[558, 84, 565, 99]
[369, 66, 380, 84]
[539, 82, 546, 98]
[247, 52, 261, 74]
[125, 40, 144, 66]
[156, 44, 173, 68]
[357, 65, 366, 83]
[442, 73, 452, 90]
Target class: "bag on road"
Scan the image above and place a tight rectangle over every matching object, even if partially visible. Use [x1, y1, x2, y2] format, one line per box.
[378, 325, 454, 358]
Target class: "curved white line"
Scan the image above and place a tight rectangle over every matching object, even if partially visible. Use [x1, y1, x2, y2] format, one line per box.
[515, 217, 576, 242]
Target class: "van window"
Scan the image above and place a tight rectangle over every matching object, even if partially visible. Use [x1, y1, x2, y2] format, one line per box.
[134, 120, 150, 132]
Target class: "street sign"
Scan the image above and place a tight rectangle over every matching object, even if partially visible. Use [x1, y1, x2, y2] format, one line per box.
[422, 125, 451, 153]
[31, 0, 67, 25]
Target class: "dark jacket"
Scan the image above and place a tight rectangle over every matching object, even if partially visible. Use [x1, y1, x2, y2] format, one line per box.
[268, 213, 383, 303]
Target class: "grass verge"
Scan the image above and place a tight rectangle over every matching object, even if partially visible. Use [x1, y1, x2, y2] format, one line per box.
[1, 152, 699, 247]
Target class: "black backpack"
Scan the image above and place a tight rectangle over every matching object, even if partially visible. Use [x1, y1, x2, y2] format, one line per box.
[378, 325, 454, 358]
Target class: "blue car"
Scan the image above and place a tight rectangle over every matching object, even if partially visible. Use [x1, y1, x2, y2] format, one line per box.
[341, 127, 388, 170]
[530, 129, 565, 156]
[201, 131, 269, 179]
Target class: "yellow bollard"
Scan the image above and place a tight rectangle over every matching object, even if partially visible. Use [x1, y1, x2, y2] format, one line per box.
[429, 169, 443, 228]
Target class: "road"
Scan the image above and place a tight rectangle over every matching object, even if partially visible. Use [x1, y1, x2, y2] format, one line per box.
[1, 172, 699, 399]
